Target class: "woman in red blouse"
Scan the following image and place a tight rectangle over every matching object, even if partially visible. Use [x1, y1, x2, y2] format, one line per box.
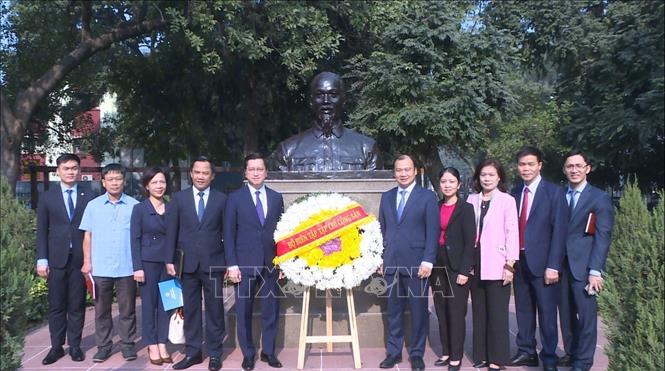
[431, 167, 476, 370]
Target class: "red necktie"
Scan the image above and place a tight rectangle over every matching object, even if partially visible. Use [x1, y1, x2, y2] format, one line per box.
[519, 187, 529, 250]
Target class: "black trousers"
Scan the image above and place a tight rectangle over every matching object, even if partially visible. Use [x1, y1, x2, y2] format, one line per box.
[182, 268, 226, 358]
[470, 277, 511, 366]
[431, 264, 470, 361]
[47, 253, 86, 348]
[140, 261, 171, 344]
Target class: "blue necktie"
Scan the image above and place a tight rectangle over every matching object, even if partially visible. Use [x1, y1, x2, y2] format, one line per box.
[397, 190, 407, 221]
[255, 191, 265, 226]
[568, 189, 577, 218]
[66, 189, 75, 221]
[197, 191, 205, 222]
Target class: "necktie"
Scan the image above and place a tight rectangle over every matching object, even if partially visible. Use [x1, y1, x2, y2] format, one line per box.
[397, 190, 407, 221]
[66, 189, 75, 221]
[568, 189, 577, 218]
[519, 187, 529, 250]
[197, 191, 205, 222]
[255, 190, 265, 226]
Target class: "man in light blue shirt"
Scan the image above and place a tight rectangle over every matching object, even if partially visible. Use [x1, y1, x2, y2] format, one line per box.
[80, 163, 139, 363]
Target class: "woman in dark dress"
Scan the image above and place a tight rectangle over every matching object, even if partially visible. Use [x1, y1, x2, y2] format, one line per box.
[131, 167, 176, 365]
[431, 167, 476, 370]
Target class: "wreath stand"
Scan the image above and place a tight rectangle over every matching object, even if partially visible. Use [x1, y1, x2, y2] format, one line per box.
[296, 287, 361, 369]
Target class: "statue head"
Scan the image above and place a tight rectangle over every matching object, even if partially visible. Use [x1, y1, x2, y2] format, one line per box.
[309, 72, 345, 135]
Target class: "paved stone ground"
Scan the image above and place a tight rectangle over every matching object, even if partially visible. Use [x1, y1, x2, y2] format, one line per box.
[20, 296, 608, 370]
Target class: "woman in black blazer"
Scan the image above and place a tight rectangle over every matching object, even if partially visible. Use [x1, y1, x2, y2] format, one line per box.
[431, 167, 476, 370]
[130, 167, 176, 365]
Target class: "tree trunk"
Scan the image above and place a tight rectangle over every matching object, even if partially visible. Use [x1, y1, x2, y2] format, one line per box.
[0, 92, 22, 188]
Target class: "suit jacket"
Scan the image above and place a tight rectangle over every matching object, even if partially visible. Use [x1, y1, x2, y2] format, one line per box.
[467, 190, 519, 280]
[130, 199, 168, 270]
[562, 184, 614, 281]
[437, 200, 476, 275]
[36, 185, 93, 269]
[166, 187, 227, 273]
[223, 185, 284, 276]
[511, 179, 566, 276]
[379, 184, 439, 275]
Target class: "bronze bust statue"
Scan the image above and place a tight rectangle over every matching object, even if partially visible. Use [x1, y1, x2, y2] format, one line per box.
[270, 72, 382, 171]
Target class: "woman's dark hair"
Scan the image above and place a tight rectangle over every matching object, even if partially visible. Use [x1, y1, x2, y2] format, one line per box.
[472, 159, 507, 193]
[141, 166, 169, 194]
[438, 167, 461, 183]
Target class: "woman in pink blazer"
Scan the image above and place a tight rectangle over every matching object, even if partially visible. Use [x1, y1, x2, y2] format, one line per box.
[466, 159, 519, 370]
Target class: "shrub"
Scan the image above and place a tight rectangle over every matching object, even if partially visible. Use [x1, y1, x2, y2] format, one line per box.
[599, 181, 664, 370]
[0, 178, 38, 370]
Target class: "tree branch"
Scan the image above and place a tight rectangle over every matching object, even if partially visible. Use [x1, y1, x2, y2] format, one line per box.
[81, 0, 93, 41]
[14, 17, 167, 124]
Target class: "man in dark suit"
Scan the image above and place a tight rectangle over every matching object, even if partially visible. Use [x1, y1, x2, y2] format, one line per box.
[378, 154, 439, 371]
[36, 153, 93, 364]
[167, 156, 227, 371]
[558, 150, 614, 371]
[509, 147, 566, 371]
[224, 153, 284, 371]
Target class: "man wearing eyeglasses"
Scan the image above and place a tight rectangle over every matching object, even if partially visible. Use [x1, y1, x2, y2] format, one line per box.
[557, 150, 614, 371]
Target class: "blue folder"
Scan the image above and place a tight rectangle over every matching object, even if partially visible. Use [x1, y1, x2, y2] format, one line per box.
[158, 279, 184, 311]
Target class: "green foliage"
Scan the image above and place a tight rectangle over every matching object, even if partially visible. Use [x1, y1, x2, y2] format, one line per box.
[88, 0, 348, 166]
[485, 0, 664, 186]
[0, 177, 37, 370]
[599, 182, 664, 370]
[346, 1, 517, 176]
[25, 278, 48, 323]
[486, 74, 570, 180]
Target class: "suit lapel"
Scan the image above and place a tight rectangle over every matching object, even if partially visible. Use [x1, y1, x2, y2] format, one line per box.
[52, 187, 71, 222]
[527, 181, 546, 223]
[388, 188, 399, 223]
[265, 187, 279, 225]
[73, 188, 88, 221]
[186, 188, 200, 226]
[201, 190, 215, 226]
[445, 200, 462, 226]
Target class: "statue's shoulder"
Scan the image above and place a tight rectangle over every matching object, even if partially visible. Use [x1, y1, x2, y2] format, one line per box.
[342, 127, 376, 144]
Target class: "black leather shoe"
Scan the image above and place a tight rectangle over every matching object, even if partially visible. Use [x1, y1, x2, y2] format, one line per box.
[448, 360, 461, 371]
[509, 352, 539, 367]
[557, 354, 572, 367]
[173, 355, 203, 370]
[472, 360, 488, 368]
[42, 347, 65, 365]
[242, 356, 256, 370]
[543, 365, 558, 371]
[260, 353, 283, 368]
[69, 346, 85, 362]
[208, 356, 222, 371]
[379, 355, 403, 368]
[434, 357, 449, 366]
[410, 356, 425, 371]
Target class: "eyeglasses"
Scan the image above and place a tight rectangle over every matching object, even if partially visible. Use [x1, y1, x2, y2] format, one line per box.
[564, 163, 588, 171]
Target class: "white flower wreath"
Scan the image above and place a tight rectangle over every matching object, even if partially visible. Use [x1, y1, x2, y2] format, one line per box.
[273, 193, 383, 290]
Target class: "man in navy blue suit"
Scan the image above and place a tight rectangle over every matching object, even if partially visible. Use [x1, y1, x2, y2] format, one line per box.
[36, 153, 93, 364]
[509, 147, 566, 371]
[167, 156, 227, 371]
[224, 153, 284, 371]
[558, 150, 614, 371]
[378, 154, 439, 371]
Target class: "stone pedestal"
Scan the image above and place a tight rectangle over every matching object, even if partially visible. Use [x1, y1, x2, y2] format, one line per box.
[264, 170, 394, 216]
